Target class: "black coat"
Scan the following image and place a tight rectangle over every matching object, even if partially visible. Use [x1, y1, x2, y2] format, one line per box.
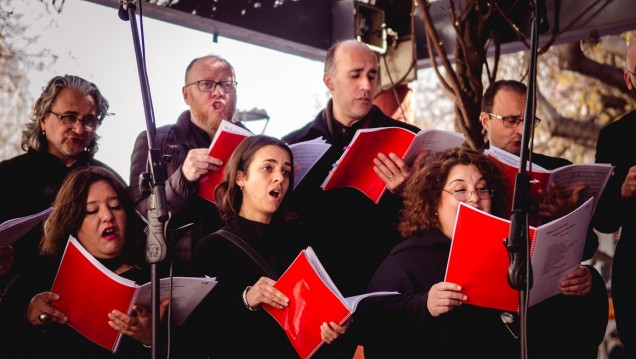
[0, 149, 121, 292]
[282, 103, 421, 298]
[183, 216, 307, 358]
[0, 256, 151, 358]
[355, 230, 519, 358]
[128, 111, 251, 274]
[594, 109, 636, 356]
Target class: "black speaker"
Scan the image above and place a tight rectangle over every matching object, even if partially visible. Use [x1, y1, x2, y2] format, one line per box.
[333, 1, 387, 54]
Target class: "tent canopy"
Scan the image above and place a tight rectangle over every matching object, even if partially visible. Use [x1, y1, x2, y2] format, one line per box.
[92, 0, 636, 68]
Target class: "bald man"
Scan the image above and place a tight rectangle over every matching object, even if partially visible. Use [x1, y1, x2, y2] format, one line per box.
[282, 40, 423, 357]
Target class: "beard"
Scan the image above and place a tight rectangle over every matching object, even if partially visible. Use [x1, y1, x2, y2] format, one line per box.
[191, 103, 236, 132]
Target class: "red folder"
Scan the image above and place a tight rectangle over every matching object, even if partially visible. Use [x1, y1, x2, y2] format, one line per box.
[264, 247, 397, 358]
[50, 236, 137, 352]
[197, 121, 252, 203]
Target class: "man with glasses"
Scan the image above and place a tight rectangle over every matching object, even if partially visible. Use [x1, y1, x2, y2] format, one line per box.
[480, 79, 608, 358]
[129, 54, 250, 277]
[593, 39, 636, 358]
[0, 74, 118, 292]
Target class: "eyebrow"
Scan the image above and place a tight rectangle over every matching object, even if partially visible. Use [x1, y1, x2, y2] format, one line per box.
[261, 158, 292, 167]
[446, 177, 487, 186]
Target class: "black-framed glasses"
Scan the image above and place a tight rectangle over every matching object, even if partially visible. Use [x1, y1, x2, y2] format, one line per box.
[443, 188, 494, 202]
[49, 110, 100, 132]
[487, 112, 541, 129]
[184, 80, 237, 93]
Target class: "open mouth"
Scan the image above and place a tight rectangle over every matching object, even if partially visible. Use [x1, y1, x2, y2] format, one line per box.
[269, 188, 281, 198]
[102, 226, 117, 238]
[212, 101, 224, 110]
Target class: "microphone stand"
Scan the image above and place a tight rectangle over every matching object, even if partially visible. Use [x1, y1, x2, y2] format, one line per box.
[504, 2, 540, 358]
[119, 2, 169, 358]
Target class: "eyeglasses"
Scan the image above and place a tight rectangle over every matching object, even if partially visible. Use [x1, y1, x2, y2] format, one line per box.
[49, 110, 100, 132]
[487, 112, 541, 128]
[443, 188, 494, 202]
[627, 70, 636, 79]
[184, 80, 237, 93]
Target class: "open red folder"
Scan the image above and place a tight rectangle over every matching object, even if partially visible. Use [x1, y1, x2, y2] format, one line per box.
[50, 236, 216, 352]
[263, 247, 398, 358]
[321, 127, 465, 203]
[445, 198, 593, 312]
[485, 146, 612, 222]
[197, 121, 253, 203]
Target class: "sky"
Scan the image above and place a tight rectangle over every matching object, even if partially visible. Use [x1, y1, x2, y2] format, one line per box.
[20, 0, 328, 185]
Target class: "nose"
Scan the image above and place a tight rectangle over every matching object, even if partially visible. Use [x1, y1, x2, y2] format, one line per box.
[72, 121, 86, 134]
[211, 83, 225, 96]
[272, 170, 286, 183]
[98, 206, 114, 222]
[466, 191, 482, 206]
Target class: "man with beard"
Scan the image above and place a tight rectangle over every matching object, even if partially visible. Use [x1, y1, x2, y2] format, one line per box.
[593, 39, 636, 358]
[129, 54, 250, 276]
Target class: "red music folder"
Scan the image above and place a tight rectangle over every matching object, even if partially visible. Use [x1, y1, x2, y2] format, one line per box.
[263, 247, 398, 358]
[321, 127, 465, 203]
[445, 199, 593, 312]
[196, 121, 253, 203]
[485, 145, 612, 222]
[50, 236, 217, 351]
[50, 236, 137, 352]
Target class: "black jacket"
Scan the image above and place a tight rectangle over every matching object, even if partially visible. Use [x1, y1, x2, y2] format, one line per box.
[593, 109, 636, 356]
[129, 111, 250, 274]
[356, 230, 519, 358]
[0, 149, 121, 292]
[282, 102, 421, 297]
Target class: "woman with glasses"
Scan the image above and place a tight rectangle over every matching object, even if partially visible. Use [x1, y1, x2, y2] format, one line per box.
[354, 147, 520, 358]
[0, 74, 120, 293]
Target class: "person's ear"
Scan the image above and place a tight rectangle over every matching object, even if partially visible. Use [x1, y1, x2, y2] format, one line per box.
[236, 171, 246, 189]
[625, 71, 634, 91]
[324, 72, 334, 92]
[480, 112, 490, 132]
[182, 86, 191, 105]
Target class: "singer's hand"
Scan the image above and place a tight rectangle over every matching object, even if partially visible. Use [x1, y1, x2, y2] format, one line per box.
[374, 152, 426, 195]
[538, 182, 585, 220]
[320, 319, 349, 344]
[246, 277, 289, 310]
[181, 148, 223, 182]
[559, 266, 592, 296]
[427, 282, 467, 317]
[621, 165, 636, 199]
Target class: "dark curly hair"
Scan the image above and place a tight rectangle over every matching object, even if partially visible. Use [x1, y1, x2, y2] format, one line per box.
[398, 147, 509, 238]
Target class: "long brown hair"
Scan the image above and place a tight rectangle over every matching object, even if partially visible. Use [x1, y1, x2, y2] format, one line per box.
[41, 167, 145, 265]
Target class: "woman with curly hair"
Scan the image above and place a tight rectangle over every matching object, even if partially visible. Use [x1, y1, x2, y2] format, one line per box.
[354, 147, 518, 358]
